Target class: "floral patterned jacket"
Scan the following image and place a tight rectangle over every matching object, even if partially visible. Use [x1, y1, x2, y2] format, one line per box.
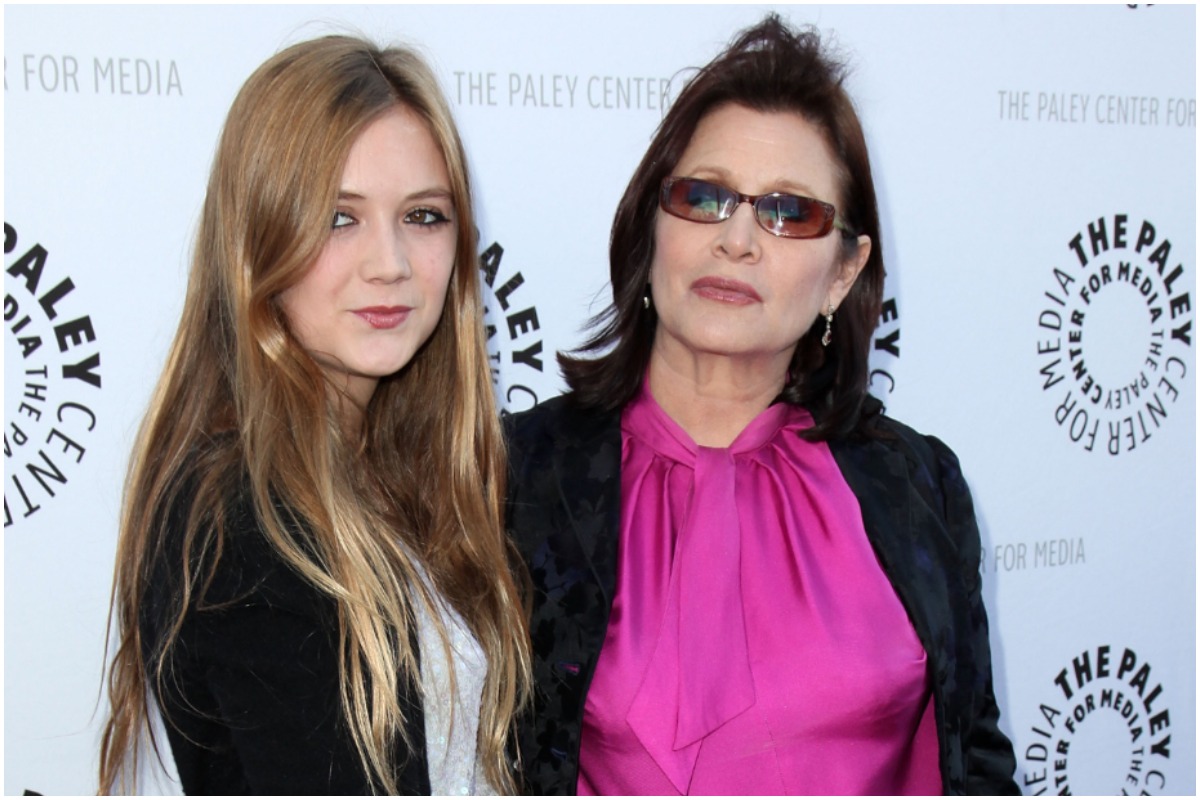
[505, 393, 1019, 795]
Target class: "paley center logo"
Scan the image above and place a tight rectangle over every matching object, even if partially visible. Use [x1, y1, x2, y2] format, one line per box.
[4, 222, 103, 527]
[1021, 644, 1174, 795]
[479, 242, 552, 413]
[1035, 214, 1192, 454]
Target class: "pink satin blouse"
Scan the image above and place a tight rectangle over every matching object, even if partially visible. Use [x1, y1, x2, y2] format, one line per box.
[577, 385, 941, 795]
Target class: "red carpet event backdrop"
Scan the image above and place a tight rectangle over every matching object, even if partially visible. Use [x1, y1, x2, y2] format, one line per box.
[4, 5, 1195, 795]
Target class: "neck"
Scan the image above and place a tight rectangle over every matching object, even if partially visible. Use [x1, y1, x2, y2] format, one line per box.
[338, 396, 365, 437]
[329, 376, 375, 438]
[647, 342, 791, 448]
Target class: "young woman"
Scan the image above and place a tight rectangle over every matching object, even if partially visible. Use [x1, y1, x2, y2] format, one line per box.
[98, 36, 529, 795]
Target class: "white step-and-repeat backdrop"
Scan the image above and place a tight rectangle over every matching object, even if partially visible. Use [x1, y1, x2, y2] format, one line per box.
[5, 5, 1195, 795]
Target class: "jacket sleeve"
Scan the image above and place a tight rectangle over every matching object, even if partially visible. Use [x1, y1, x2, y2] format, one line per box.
[929, 436, 1020, 795]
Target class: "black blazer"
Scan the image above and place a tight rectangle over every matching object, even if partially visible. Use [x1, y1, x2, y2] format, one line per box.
[144, 481, 431, 795]
[505, 394, 1018, 795]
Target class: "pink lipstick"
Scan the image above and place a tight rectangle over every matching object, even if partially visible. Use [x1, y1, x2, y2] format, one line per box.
[690, 276, 762, 305]
[354, 306, 411, 329]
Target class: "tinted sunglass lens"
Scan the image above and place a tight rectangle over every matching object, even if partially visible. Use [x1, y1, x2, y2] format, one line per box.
[663, 178, 837, 237]
[756, 195, 800, 236]
[688, 182, 721, 220]
[777, 196, 835, 237]
[670, 179, 728, 221]
[763, 195, 832, 238]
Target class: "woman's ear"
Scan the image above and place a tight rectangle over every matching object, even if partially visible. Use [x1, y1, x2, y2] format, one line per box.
[828, 234, 872, 310]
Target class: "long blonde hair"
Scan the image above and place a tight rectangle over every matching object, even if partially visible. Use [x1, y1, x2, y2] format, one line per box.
[99, 35, 529, 794]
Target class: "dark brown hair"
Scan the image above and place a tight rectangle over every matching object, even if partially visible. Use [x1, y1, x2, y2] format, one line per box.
[560, 14, 884, 440]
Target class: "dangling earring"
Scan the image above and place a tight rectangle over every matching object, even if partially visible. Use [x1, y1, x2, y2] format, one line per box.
[643, 286, 652, 310]
[821, 304, 834, 347]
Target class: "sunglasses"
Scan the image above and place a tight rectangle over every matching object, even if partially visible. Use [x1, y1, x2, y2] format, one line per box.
[659, 176, 850, 239]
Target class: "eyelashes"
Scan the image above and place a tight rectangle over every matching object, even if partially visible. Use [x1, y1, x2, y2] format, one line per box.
[404, 207, 451, 226]
[329, 206, 453, 230]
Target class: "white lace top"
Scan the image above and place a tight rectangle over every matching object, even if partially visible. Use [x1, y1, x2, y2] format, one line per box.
[412, 573, 495, 795]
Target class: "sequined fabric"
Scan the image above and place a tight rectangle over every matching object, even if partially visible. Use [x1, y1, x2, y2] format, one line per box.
[412, 566, 495, 795]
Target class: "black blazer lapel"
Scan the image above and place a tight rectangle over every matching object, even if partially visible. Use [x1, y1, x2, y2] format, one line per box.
[830, 430, 967, 792]
[546, 402, 623, 609]
[831, 435, 956, 648]
[506, 397, 622, 793]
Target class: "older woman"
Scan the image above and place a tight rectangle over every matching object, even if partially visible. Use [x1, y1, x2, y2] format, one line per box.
[506, 15, 1017, 796]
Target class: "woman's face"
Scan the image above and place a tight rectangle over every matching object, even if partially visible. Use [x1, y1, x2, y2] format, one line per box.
[279, 106, 457, 407]
[649, 104, 870, 371]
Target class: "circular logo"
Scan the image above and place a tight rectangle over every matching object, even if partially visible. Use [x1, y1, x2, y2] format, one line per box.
[1034, 215, 1192, 455]
[478, 241, 552, 414]
[1021, 645, 1174, 795]
[4, 221, 103, 528]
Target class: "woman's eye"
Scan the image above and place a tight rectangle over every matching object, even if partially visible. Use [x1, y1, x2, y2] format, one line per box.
[685, 188, 720, 214]
[406, 207, 451, 226]
[331, 210, 356, 229]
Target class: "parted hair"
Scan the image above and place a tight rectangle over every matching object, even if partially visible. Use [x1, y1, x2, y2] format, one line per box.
[98, 35, 529, 794]
[560, 14, 885, 439]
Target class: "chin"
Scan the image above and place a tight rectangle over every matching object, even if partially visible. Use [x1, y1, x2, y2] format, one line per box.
[358, 355, 416, 379]
[683, 329, 762, 355]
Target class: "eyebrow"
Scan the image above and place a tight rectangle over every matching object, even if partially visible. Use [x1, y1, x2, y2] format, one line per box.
[336, 187, 454, 202]
[688, 166, 819, 198]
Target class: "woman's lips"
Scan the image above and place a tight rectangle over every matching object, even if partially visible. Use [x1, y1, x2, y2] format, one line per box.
[690, 276, 763, 305]
[353, 306, 412, 329]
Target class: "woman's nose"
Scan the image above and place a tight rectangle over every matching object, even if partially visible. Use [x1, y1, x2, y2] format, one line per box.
[363, 225, 413, 282]
[713, 200, 763, 262]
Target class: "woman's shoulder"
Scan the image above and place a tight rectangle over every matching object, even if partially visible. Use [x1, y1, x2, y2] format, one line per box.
[149, 462, 319, 617]
[504, 392, 620, 460]
[835, 406, 982, 569]
[505, 392, 589, 438]
[838, 402, 971, 503]
[851, 400, 963, 465]
[502, 394, 623, 517]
